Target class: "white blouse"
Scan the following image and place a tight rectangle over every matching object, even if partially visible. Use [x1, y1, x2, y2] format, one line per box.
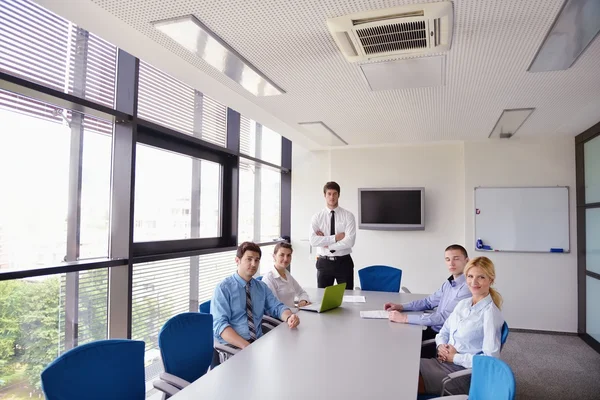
[262, 267, 310, 311]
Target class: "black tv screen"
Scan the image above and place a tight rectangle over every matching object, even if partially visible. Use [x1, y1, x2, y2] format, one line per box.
[358, 188, 425, 230]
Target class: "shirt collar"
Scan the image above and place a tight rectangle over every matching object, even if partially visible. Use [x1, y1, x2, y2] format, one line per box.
[470, 293, 493, 311]
[449, 274, 466, 287]
[233, 272, 252, 287]
[271, 266, 286, 279]
[325, 206, 340, 213]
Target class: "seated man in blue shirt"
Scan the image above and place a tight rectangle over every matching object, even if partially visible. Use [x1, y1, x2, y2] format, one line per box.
[384, 244, 471, 354]
[212, 241, 300, 349]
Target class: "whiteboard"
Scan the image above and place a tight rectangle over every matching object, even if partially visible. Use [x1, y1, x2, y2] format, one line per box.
[474, 187, 570, 253]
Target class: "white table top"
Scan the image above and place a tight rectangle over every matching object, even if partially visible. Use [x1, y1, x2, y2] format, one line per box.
[171, 289, 428, 400]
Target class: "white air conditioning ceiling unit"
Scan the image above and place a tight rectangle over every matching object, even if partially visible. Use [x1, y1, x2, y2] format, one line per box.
[327, 2, 454, 63]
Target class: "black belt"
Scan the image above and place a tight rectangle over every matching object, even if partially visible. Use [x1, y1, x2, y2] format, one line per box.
[318, 254, 351, 261]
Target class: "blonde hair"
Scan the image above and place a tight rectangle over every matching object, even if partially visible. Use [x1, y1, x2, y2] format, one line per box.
[464, 256, 503, 309]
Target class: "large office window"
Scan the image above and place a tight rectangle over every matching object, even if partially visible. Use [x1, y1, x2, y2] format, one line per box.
[0, 93, 113, 268]
[0, 269, 108, 397]
[238, 160, 282, 243]
[240, 116, 282, 165]
[134, 144, 223, 242]
[137, 61, 227, 147]
[0, 0, 116, 107]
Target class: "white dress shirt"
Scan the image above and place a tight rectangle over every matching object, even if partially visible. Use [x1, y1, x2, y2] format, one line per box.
[309, 206, 356, 257]
[262, 267, 310, 311]
[435, 294, 504, 369]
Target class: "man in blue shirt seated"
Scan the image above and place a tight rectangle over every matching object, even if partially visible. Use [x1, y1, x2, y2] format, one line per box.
[384, 244, 472, 355]
[212, 241, 300, 349]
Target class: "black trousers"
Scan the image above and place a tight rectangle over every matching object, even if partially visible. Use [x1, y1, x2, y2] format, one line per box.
[316, 255, 354, 290]
[421, 326, 440, 359]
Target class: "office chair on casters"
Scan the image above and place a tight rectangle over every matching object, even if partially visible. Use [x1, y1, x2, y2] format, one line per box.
[152, 312, 215, 399]
[421, 322, 510, 397]
[427, 355, 516, 400]
[356, 265, 402, 292]
[41, 339, 150, 400]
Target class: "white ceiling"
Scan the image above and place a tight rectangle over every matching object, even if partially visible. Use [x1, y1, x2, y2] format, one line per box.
[38, 0, 600, 148]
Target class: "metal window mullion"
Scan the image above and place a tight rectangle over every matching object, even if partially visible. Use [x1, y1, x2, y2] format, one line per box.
[225, 108, 240, 245]
[64, 26, 89, 350]
[281, 137, 292, 240]
[189, 90, 203, 312]
[253, 123, 263, 242]
[108, 50, 138, 339]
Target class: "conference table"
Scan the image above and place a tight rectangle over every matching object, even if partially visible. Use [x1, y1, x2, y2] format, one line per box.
[171, 288, 428, 400]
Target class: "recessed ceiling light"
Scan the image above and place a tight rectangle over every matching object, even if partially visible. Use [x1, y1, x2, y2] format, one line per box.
[152, 15, 285, 96]
[488, 109, 535, 139]
[298, 122, 348, 146]
[528, 0, 600, 72]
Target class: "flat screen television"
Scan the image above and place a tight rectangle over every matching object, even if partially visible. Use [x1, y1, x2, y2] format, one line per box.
[358, 187, 425, 231]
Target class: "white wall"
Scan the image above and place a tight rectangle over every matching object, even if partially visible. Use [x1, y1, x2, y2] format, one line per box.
[291, 138, 577, 333]
[464, 139, 577, 332]
[291, 143, 466, 297]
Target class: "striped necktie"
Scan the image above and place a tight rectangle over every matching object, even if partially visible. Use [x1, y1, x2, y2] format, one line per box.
[245, 281, 257, 342]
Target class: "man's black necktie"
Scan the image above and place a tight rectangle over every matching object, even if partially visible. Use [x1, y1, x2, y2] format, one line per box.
[330, 210, 335, 253]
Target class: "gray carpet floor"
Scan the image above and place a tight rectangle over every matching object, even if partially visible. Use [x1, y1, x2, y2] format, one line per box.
[501, 332, 600, 400]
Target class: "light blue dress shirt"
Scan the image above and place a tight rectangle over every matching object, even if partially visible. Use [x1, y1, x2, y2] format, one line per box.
[403, 274, 471, 332]
[212, 273, 289, 344]
[435, 294, 504, 369]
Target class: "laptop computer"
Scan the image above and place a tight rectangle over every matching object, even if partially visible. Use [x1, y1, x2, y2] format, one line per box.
[299, 282, 346, 313]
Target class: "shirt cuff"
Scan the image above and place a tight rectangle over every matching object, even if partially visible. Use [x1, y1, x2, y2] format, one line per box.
[406, 314, 424, 325]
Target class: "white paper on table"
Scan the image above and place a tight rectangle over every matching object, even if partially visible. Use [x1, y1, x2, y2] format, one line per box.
[342, 295, 366, 303]
[359, 310, 390, 319]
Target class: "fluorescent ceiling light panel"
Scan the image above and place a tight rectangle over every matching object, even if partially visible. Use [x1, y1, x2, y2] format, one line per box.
[488, 108, 535, 139]
[298, 122, 348, 146]
[153, 15, 284, 96]
[528, 0, 600, 72]
[360, 55, 445, 91]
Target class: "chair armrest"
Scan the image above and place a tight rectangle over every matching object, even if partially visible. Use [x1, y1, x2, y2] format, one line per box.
[354, 286, 361, 290]
[401, 286, 411, 293]
[446, 368, 472, 380]
[428, 396, 468, 400]
[441, 368, 472, 396]
[153, 379, 180, 397]
[159, 372, 190, 390]
[262, 315, 281, 327]
[422, 339, 436, 347]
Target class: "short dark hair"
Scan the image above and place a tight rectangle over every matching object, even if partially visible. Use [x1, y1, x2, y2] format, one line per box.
[274, 242, 293, 254]
[445, 244, 468, 258]
[236, 242, 262, 259]
[323, 181, 341, 195]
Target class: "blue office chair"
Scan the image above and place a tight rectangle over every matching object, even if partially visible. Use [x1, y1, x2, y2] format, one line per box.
[153, 312, 214, 398]
[199, 299, 211, 314]
[357, 265, 402, 292]
[256, 275, 263, 281]
[428, 355, 516, 400]
[426, 322, 510, 397]
[41, 339, 147, 400]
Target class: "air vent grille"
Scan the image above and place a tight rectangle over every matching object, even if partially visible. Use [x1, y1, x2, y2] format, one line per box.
[356, 21, 427, 54]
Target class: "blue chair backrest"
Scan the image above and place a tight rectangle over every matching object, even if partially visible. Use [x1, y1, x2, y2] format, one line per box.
[41, 339, 145, 400]
[469, 355, 516, 400]
[158, 312, 214, 383]
[255, 275, 263, 281]
[358, 265, 402, 292]
[199, 299, 211, 314]
[501, 321, 509, 350]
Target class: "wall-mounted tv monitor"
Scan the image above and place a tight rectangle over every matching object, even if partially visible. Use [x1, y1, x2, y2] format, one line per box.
[358, 187, 425, 231]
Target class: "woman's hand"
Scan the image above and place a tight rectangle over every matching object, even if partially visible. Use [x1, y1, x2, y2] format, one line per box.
[298, 300, 310, 307]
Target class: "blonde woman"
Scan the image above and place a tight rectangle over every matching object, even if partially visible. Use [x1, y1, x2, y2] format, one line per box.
[418, 256, 505, 396]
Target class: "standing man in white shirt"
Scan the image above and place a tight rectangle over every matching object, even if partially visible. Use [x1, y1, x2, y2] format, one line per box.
[309, 181, 357, 289]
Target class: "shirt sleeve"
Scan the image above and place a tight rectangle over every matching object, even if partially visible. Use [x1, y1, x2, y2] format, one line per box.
[406, 284, 470, 327]
[453, 306, 503, 369]
[262, 282, 289, 319]
[435, 306, 457, 347]
[309, 213, 335, 247]
[211, 283, 232, 338]
[328, 211, 356, 251]
[403, 284, 443, 312]
[290, 274, 310, 302]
